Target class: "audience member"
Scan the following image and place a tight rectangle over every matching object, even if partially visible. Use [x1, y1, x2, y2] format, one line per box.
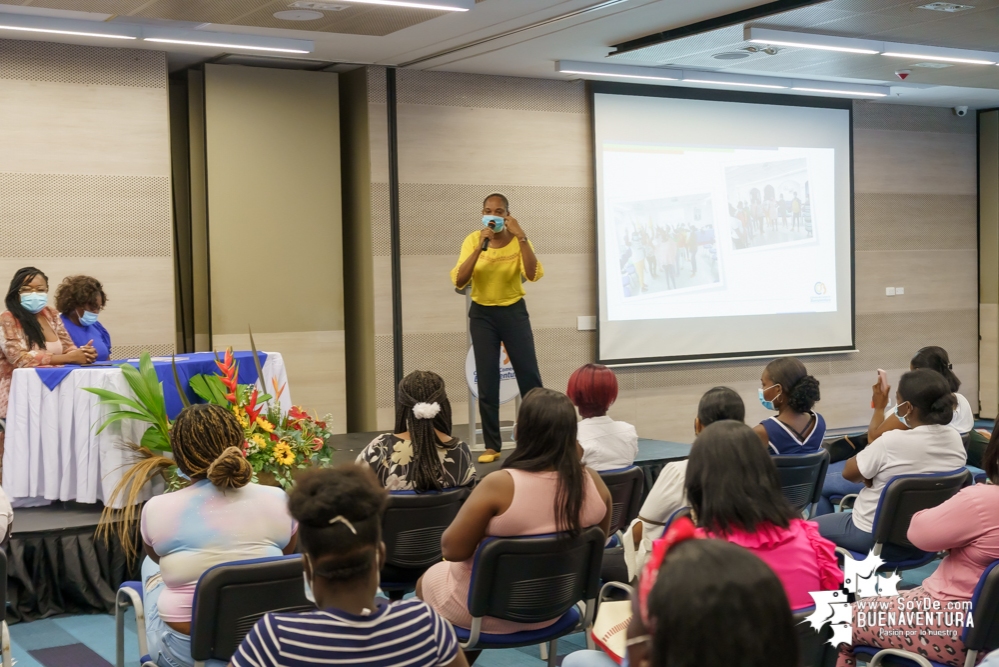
[813, 368, 967, 560]
[56, 275, 111, 362]
[567, 363, 638, 471]
[753, 357, 825, 454]
[1, 267, 95, 457]
[357, 371, 475, 491]
[626, 386, 744, 575]
[418, 387, 612, 636]
[835, 426, 999, 667]
[0, 485, 11, 545]
[141, 404, 297, 667]
[687, 421, 842, 609]
[230, 465, 468, 667]
[564, 521, 799, 667]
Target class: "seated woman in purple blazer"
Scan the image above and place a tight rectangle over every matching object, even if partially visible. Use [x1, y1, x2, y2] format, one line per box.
[56, 275, 111, 362]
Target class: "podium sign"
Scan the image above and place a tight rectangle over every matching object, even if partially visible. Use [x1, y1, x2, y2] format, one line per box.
[465, 343, 518, 404]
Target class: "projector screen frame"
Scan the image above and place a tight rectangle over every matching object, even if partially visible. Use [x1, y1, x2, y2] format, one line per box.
[589, 81, 856, 366]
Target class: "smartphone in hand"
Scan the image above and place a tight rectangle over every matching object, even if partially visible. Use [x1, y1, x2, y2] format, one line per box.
[871, 369, 889, 408]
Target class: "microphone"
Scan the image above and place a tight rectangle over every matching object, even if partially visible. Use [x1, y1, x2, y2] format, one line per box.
[481, 221, 495, 251]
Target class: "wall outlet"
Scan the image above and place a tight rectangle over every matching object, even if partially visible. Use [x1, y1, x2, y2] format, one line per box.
[577, 315, 597, 331]
[886, 287, 896, 296]
[895, 287, 905, 295]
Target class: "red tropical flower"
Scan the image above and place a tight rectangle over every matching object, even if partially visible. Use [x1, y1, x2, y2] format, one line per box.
[244, 388, 263, 423]
[312, 437, 324, 451]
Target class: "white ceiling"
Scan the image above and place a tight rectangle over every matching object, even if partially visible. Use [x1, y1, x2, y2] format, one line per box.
[2, 0, 998, 108]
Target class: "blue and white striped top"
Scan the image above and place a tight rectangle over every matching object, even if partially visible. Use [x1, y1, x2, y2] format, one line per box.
[230, 599, 459, 667]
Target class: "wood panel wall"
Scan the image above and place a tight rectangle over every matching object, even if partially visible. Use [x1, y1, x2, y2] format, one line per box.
[0, 39, 174, 359]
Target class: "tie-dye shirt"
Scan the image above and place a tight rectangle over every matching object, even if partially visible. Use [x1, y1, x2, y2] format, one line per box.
[140, 480, 296, 623]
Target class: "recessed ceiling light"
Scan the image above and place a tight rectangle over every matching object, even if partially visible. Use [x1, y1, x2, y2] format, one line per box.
[912, 61, 953, 68]
[0, 24, 135, 39]
[144, 38, 310, 53]
[749, 38, 878, 55]
[792, 87, 887, 97]
[331, 0, 471, 10]
[274, 10, 323, 20]
[713, 52, 750, 60]
[560, 69, 678, 81]
[683, 78, 787, 89]
[917, 3, 974, 11]
[882, 52, 994, 65]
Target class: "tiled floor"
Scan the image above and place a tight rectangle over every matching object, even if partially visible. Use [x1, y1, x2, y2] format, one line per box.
[9, 608, 589, 667]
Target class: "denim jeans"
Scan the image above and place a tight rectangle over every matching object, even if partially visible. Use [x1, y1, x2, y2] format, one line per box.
[814, 460, 864, 516]
[142, 558, 227, 667]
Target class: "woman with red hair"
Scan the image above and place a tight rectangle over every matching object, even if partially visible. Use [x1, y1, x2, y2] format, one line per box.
[566, 363, 637, 471]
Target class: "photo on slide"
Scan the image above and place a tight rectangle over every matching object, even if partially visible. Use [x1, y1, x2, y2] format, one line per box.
[725, 158, 814, 251]
[612, 193, 721, 299]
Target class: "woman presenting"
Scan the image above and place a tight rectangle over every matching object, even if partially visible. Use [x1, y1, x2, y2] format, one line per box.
[451, 193, 543, 463]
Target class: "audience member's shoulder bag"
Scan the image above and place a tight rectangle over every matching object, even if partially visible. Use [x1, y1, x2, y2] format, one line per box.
[590, 583, 633, 664]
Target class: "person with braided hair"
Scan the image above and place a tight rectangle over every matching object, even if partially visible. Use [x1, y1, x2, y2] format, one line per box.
[356, 371, 475, 492]
[140, 404, 297, 667]
[230, 464, 468, 667]
[753, 356, 826, 455]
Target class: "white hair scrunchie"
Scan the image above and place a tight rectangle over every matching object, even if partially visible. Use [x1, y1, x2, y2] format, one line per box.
[412, 402, 441, 420]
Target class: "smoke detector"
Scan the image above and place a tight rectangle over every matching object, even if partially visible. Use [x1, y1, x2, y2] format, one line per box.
[274, 9, 323, 20]
[713, 51, 750, 60]
[917, 3, 975, 11]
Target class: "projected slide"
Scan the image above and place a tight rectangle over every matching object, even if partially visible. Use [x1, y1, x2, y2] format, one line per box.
[594, 91, 853, 363]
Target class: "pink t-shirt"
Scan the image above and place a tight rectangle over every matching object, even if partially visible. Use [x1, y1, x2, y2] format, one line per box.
[698, 519, 843, 610]
[909, 483, 999, 601]
[141, 480, 296, 623]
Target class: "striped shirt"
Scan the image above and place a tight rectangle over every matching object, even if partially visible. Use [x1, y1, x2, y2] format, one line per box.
[230, 599, 459, 667]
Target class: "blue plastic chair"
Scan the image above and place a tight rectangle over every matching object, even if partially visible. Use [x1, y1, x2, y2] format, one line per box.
[838, 468, 972, 572]
[855, 560, 999, 667]
[455, 526, 605, 666]
[116, 554, 312, 667]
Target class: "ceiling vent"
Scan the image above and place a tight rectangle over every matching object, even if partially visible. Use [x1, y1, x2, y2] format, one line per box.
[288, 1, 350, 10]
[713, 51, 750, 60]
[916, 3, 975, 11]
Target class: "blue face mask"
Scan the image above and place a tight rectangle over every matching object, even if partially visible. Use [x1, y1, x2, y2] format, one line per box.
[20, 293, 47, 314]
[482, 215, 505, 233]
[893, 401, 911, 428]
[758, 385, 780, 411]
[80, 310, 99, 326]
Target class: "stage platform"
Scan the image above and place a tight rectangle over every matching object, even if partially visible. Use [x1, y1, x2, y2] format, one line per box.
[7, 434, 691, 624]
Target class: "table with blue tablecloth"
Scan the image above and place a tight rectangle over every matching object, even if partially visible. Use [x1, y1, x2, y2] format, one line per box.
[2, 351, 289, 508]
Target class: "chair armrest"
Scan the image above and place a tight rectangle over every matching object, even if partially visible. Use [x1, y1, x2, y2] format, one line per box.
[839, 493, 859, 510]
[868, 648, 935, 667]
[835, 547, 856, 561]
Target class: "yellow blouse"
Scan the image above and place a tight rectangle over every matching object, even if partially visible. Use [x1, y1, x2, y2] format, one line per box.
[450, 231, 544, 306]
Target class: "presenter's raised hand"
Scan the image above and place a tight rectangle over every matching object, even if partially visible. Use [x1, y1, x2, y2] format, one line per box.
[505, 215, 526, 241]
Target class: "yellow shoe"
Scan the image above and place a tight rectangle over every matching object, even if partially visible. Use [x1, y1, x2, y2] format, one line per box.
[477, 450, 501, 464]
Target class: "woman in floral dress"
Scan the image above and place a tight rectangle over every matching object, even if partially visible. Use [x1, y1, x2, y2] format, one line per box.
[356, 371, 476, 492]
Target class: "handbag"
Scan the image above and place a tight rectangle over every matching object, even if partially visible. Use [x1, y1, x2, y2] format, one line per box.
[590, 582, 634, 664]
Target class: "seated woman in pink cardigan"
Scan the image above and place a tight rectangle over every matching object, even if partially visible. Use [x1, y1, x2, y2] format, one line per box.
[835, 426, 999, 667]
[685, 420, 843, 610]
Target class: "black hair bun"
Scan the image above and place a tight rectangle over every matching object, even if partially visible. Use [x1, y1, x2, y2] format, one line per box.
[786, 375, 820, 413]
[926, 393, 958, 426]
[288, 465, 387, 528]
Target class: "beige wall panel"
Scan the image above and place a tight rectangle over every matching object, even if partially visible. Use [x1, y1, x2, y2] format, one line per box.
[372, 255, 395, 336]
[854, 129, 976, 195]
[855, 249, 978, 314]
[982, 304, 998, 419]
[0, 257, 175, 347]
[399, 254, 468, 334]
[205, 65, 342, 335]
[369, 103, 389, 183]
[0, 80, 170, 176]
[522, 254, 596, 330]
[396, 104, 590, 187]
[855, 193, 976, 252]
[212, 331, 346, 433]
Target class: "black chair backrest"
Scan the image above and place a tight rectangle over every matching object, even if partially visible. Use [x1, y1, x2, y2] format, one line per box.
[598, 467, 645, 534]
[872, 468, 971, 550]
[965, 560, 999, 652]
[772, 450, 830, 511]
[663, 506, 692, 531]
[382, 488, 469, 570]
[467, 526, 605, 624]
[190, 555, 314, 662]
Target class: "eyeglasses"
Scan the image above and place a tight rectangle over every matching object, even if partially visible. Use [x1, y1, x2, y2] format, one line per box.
[19, 285, 48, 294]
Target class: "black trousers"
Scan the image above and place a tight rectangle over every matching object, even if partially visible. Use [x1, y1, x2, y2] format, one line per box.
[469, 299, 543, 452]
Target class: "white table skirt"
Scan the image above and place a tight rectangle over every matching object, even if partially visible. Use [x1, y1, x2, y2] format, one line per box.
[2, 353, 289, 508]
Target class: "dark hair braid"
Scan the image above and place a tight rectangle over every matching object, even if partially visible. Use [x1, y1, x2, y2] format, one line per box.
[5, 267, 49, 350]
[171, 403, 251, 490]
[394, 371, 453, 492]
